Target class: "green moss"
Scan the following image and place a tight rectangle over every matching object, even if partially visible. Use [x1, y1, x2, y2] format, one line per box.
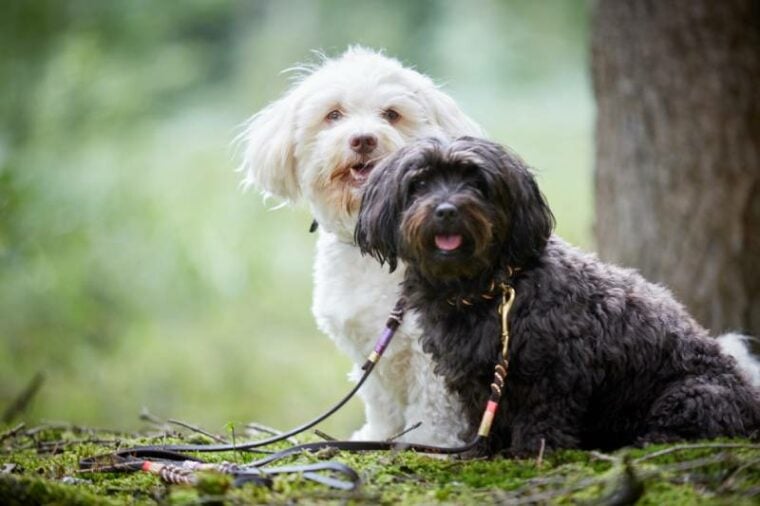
[0, 474, 119, 506]
[194, 471, 232, 496]
[638, 481, 719, 506]
[167, 487, 199, 505]
[2, 425, 759, 505]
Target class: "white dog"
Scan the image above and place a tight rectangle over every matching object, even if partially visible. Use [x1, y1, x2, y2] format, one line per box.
[240, 47, 483, 444]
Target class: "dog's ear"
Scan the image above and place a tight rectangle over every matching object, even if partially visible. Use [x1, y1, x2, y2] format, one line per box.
[420, 87, 484, 139]
[239, 94, 300, 201]
[355, 155, 406, 272]
[499, 147, 555, 268]
[462, 139, 554, 268]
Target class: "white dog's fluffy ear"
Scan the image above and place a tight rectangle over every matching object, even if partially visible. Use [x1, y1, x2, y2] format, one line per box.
[240, 95, 300, 201]
[421, 86, 484, 138]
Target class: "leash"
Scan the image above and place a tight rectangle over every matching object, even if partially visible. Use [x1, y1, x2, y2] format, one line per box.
[123, 299, 406, 455]
[79, 282, 517, 491]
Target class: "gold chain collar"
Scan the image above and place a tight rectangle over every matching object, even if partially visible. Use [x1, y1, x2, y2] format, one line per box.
[445, 267, 519, 308]
[446, 280, 499, 307]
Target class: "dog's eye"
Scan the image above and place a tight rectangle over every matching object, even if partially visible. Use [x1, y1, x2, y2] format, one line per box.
[409, 179, 427, 195]
[474, 179, 489, 196]
[326, 110, 343, 121]
[382, 109, 401, 123]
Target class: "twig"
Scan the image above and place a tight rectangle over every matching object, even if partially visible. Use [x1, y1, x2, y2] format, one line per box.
[2, 372, 44, 423]
[36, 438, 122, 452]
[313, 429, 337, 441]
[592, 455, 645, 506]
[508, 474, 606, 504]
[535, 438, 546, 468]
[508, 447, 756, 505]
[649, 452, 734, 476]
[167, 419, 229, 444]
[26, 421, 130, 437]
[719, 456, 760, 491]
[246, 422, 298, 445]
[139, 407, 172, 430]
[0, 422, 26, 443]
[386, 422, 423, 442]
[590, 450, 620, 463]
[506, 473, 574, 489]
[634, 443, 760, 463]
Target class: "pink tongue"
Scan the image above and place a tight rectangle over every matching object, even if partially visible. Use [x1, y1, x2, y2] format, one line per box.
[435, 234, 463, 251]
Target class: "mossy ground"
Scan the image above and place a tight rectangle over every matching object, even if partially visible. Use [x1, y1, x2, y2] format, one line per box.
[1, 423, 758, 505]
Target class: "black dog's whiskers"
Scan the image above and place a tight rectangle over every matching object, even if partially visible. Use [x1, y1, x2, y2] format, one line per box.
[357, 136, 760, 457]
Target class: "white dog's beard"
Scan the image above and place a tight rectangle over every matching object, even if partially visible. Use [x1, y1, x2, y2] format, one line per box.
[323, 164, 364, 215]
[307, 161, 378, 234]
[302, 139, 402, 238]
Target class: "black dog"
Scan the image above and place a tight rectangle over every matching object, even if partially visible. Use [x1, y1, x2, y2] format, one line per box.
[356, 137, 760, 456]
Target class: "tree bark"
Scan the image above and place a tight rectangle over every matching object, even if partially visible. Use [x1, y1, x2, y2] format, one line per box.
[592, 0, 760, 337]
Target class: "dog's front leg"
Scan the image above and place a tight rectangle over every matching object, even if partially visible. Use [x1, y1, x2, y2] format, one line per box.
[400, 349, 469, 446]
[508, 398, 582, 458]
[349, 364, 406, 441]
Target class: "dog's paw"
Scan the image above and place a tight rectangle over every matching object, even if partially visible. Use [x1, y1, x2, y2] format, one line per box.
[634, 431, 683, 447]
[350, 423, 386, 441]
[502, 447, 540, 460]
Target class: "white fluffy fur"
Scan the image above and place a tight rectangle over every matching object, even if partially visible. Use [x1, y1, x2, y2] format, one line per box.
[718, 333, 760, 389]
[241, 47, 483, 444]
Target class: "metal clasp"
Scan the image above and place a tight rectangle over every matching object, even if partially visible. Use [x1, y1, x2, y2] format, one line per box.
[498, 284, 515, 359]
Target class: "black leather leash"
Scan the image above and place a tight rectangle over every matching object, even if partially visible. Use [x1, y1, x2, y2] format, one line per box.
[79, 283, 516, 491]
[78, 300, 407, 490]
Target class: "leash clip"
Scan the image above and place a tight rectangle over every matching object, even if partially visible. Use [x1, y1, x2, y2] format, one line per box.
[478, 282, 516, 439]
[498, 284, 515, 359]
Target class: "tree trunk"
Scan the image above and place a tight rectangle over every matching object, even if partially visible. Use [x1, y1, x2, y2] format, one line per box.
[592, 0, 760, 338]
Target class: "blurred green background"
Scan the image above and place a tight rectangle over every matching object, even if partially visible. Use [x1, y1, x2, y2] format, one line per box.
[0, 0, 591, 436]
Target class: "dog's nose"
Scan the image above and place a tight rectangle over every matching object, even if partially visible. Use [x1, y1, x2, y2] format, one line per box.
[435, 203, 458, 221]
[349, 134, 377, 154]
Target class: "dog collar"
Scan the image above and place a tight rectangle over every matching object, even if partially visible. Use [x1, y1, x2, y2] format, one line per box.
[446, 266, 519, 307]
[446, 280, 498, 307]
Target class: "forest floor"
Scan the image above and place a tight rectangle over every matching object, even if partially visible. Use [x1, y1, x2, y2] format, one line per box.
[1, 419, 759, 505]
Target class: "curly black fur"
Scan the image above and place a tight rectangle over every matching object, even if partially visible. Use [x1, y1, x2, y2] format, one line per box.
[356, 137, 760, 456]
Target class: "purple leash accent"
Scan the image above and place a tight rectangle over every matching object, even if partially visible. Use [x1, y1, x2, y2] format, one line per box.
[361, 298, 406, 370]
[374, 326, 394, 354]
